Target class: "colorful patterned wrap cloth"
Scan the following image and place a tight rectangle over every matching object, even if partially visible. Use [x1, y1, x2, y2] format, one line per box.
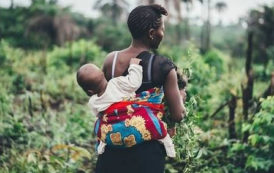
[94, 87, 168, 148]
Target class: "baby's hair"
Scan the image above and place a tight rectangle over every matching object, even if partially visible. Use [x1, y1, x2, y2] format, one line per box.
[76, 63, 103, 96]
[127, 4, 168, 39]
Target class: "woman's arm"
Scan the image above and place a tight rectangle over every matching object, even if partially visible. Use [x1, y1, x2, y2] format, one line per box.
[164, 69, 186, 122]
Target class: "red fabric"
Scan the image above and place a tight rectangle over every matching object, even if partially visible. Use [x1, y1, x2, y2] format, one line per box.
[104, 101, 164, 114]
[96, 101, 167, 143]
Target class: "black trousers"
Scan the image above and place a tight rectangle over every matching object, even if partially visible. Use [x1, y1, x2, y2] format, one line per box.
[95, 141, 166, 173]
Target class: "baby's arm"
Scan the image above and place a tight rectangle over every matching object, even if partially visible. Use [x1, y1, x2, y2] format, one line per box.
[115, 58, 143, 93]
[130, 57, 142, 65]
[88, 96, 100, 116]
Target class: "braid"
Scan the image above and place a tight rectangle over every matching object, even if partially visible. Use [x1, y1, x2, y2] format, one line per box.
[127, 4, 168, 39]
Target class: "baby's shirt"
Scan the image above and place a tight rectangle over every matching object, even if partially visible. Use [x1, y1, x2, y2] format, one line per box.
[88, 64, 142, 116]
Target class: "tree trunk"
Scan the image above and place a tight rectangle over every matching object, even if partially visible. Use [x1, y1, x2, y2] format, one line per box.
[242, 31, 254, 143]
[112, 0, 118, 25]
[10, 0, 14, 9]
[245, 32, 253, 76]
[228, 94, 237, 139]
[184, 4, 190, 40]
[174, 0, 182, 44]
[28, 96, 33, 117]
[205, 0, 211, 52]
[200, 25, 205, 53]
[176, 25, 182, 44]
[200, 0, 211, 54]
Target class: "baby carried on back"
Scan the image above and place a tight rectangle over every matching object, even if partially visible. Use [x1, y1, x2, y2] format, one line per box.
[76, 55, 175, 157]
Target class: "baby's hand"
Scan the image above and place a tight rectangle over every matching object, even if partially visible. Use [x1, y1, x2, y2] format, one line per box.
[167, 127, 176, 137]
[130, 58, 141, 65]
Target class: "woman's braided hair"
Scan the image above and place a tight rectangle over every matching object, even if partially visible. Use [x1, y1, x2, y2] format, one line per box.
[127, 4, 168, 39]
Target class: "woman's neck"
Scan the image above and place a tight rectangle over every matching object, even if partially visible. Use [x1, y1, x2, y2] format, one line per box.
[129, 39, 150, 53]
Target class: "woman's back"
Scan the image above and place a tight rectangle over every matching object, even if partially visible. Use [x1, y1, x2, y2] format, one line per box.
[96, 4, 185, 173]
[97, 50, 173, 173]
[103, 50, 175, 91]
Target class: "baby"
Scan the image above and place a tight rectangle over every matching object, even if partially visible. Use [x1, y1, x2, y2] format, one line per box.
[76, 58, 175, 157]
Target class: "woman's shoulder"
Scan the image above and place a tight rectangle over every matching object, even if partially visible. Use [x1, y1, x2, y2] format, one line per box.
[102, 51, 117, 80]
[154, 54, 176, 72]
[155, 54, 175, 65]
[103, 51, 116, 69]
[103, 50, 128, 70]
[137, 51, 174, 65]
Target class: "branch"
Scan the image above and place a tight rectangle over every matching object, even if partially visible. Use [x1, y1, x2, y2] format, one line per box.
[209, 100, 230, 118]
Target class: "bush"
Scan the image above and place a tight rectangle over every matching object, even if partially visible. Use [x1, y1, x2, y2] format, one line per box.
[93, 19, 131, 52]
[245, 96, 274, 172]
[0, 40, 101, 172]
[47, 39, 106, 73]
[203, 50, 227, 79]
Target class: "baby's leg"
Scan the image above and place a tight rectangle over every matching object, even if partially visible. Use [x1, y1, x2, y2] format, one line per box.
[158, 134, 176, 158]
[97, 141, 107, 154]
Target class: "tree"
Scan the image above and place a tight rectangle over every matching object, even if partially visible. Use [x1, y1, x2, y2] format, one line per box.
[248, 6, 274, 73]
[164, 0, 193, 43]
[200, 0, 212, 54]
[182, 0, 194, 40]
[10, 0, 14, 9]
[215, 1, 227, 25]
[94, 0, 129, 25]
[174, 0, 183, 43]
[26, 15, 85, 46]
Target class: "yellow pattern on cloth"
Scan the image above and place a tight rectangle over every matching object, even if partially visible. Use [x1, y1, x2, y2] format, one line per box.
[124, 116, 152, 141]
[100, 124, 113, 142]
[124, 135, 137, 147]
[110, 132, 123, 145]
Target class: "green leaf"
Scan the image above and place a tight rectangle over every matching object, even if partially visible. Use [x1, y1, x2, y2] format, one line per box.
[242, 123, 251, 133]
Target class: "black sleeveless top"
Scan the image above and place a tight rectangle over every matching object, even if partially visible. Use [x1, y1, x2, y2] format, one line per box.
[113, 51, 176, 93]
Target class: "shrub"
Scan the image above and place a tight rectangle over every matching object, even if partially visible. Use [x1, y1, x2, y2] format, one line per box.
[47, 39, 106, 73]
[93, 19, 131, 52]
[203, 50, 227, 79]
[245, 96, 274, 172]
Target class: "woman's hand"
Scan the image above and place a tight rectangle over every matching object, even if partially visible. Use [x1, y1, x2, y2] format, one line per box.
[179, 88, 187, 103]
[164, 69, 186, 122]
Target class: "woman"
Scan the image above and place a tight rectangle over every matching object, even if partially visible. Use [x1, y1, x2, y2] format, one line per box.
[96, 4, 185, 173]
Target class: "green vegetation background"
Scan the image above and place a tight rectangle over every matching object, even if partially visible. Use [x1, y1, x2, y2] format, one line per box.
[0, 1, 274, 172]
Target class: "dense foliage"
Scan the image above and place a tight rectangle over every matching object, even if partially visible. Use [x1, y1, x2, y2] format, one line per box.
[0, 40, 105, 172]
[0, 1, 273, 172]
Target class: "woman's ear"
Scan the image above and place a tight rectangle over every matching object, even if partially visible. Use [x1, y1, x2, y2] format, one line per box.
[148, 28, 155, 40]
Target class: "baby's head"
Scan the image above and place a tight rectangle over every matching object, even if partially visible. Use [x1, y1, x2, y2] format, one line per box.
[76, 64, 107, 96]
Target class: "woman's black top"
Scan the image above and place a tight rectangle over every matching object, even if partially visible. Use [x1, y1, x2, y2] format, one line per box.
[95, 51, 175, 173]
